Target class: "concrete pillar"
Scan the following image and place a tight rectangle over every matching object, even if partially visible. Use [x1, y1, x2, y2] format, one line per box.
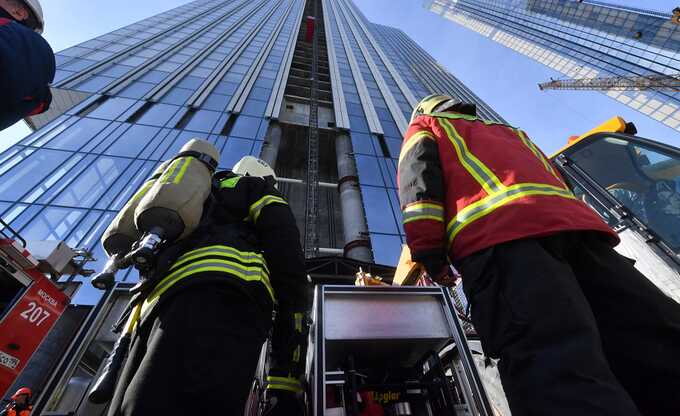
[335, 132, 374, 263]
[261, 122, 282, 170]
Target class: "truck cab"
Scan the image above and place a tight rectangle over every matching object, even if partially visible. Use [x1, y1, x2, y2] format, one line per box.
[552, 117, 680, 303]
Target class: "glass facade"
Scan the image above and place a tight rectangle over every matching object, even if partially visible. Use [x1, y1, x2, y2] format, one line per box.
[0, 0, 501, 305]
[425, 0, 680, 132]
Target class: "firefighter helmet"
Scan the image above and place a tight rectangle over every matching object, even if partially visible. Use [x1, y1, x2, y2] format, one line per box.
[11, 387, 32, 400]
[19, 0, 44, 34]
[410, 94, 477, 123]
[233, 156, 277, 181]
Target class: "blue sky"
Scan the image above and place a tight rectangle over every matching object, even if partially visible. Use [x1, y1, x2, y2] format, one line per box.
[0, 0, 678, 154]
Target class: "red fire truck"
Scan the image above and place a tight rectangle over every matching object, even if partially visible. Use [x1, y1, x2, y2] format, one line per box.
[0, 219, 87, 398]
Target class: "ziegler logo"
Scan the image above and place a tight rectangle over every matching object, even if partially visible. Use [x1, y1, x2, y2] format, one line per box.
[38, 289, 58, 307]
[0, 350, 20, 370]
[366, 391, 401, 404]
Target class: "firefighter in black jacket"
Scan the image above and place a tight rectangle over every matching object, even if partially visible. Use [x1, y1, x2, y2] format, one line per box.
[0, 0, 54, 131]
[107, 156, 308, 416]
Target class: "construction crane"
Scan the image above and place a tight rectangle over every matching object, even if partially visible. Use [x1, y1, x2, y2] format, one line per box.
[538, 72, 680, 92]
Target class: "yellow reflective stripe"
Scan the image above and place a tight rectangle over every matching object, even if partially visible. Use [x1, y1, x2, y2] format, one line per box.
[447, 183, 575, 246]
[172, 245, 267, 272]
[294, 312, 303, 332]
[219, 176, 241, 189]
[249, 195, 288, 223]
[128, 179, 155, 204]
[398, 131, 436, 166]
[515, 129, 562, 181]
[403, 202, 445, 224]
[266, 376, 303, 393]
[174, 157, 191, 184]
[293, 345, 301, 363]
[159, 159, 181, 183]
[438, 119, 505, 195]
[144, 258, 275, 310]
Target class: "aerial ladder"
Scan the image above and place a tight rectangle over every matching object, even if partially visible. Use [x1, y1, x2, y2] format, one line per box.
[538, 72, 680, 92]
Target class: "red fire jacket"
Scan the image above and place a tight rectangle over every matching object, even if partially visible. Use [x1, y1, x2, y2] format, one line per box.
[397, 111, 618, 270]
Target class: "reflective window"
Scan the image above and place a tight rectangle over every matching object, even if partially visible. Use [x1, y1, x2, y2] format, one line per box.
[351, 133, 376, 155]
[221, 138, 253, 169]
[185, 110, 221, 133]
[230, 115, 262, 139]
[19, 207, 86, 242]
[119, 82, 155, 99]
[160, 88, 193, 105]
[105, 124, 161, 157]
[43, 118, 110, 151]
[356, 155, 385, 186]
[88, 97, 137, 121]
[53, 157, 132, 208]
[361, 186, 399, 234]
[0, 150, 72, 201]
[370, 233, 402, 266]
[241, 100, 267, 117]
[137, 104, 181, 127]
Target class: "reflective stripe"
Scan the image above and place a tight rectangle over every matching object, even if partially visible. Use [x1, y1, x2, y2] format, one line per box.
[142, 258, 275, 316]
[403, 202, 444, 224]
[447, 183, 576, 246]
[266, 376, 303, 393]
[219, 176, 241, 189]
[515, 129, 561, 181]
[172, 245, 269, 273]
[293, 345, 301, 363]
[294, 312, 303, 332]
[437, 118, 505, 194]
[159, 158, 181, 184]
[249, 194, 288, 223]
[398, 130, 436, 166]
[174, 157, 191, 184]
[129, 180, 155, 204]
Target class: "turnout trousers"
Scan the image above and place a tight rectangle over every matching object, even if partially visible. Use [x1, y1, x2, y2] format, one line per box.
[457, 232, 680, 416]
[107, 283, 271, 416]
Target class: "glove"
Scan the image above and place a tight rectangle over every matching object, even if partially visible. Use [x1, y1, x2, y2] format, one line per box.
[262, 389, 305, 416]
[428, 265, 459, 287]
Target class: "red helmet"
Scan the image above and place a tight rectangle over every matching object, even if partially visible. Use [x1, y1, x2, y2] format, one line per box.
[11, 387, 32, 400]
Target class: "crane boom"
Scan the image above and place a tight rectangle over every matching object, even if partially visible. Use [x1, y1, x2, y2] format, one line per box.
[538, 72, 680, 92]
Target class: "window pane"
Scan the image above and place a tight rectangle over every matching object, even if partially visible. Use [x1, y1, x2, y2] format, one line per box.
[137, 104, 181, 127]
[361, 186, 398, 234]
[356, 155, 385, 186]
[19, 207, 86, 242]
[88, 97, 138, 120]
[370, 233, 402, 266]
[220, 138, 253, 169]
[53, 157, 132, 207]
[185, 110, 221, 133]
[0, 149, 72, 201]
[43, 118, 111, 151]
[105, 124, 161, 157]
[230, 115, 261, 139]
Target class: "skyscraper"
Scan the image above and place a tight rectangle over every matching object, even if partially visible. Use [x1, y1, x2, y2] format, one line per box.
[0, 0, 502, 306]
[424, 0, 680, 132]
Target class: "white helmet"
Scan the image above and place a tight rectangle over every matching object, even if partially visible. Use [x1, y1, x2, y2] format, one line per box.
[233, 156, 277, 181]
[20, 0, 44, 34]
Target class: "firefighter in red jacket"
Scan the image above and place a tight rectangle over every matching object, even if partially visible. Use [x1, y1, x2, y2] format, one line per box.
[1, 388, 32, 416]
[398, 94, 680, 416]
[0, 0, 54, 131]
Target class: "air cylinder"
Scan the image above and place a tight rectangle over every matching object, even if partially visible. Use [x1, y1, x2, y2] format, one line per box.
[100, 160, 171, 257]
[134, 139, 220, 242]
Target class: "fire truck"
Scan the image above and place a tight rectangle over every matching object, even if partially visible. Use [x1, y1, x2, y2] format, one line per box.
[0, 219, 91, 402]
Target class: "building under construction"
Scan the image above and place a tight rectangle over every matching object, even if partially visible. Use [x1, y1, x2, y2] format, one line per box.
[0, 0, 504, 412]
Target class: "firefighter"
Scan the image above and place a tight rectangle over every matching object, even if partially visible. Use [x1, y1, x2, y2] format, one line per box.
[0, 0, 54, 131]
[0, 387, 32, 416]
[107, 156, 308, 416]
[398, 94, 680, 416]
